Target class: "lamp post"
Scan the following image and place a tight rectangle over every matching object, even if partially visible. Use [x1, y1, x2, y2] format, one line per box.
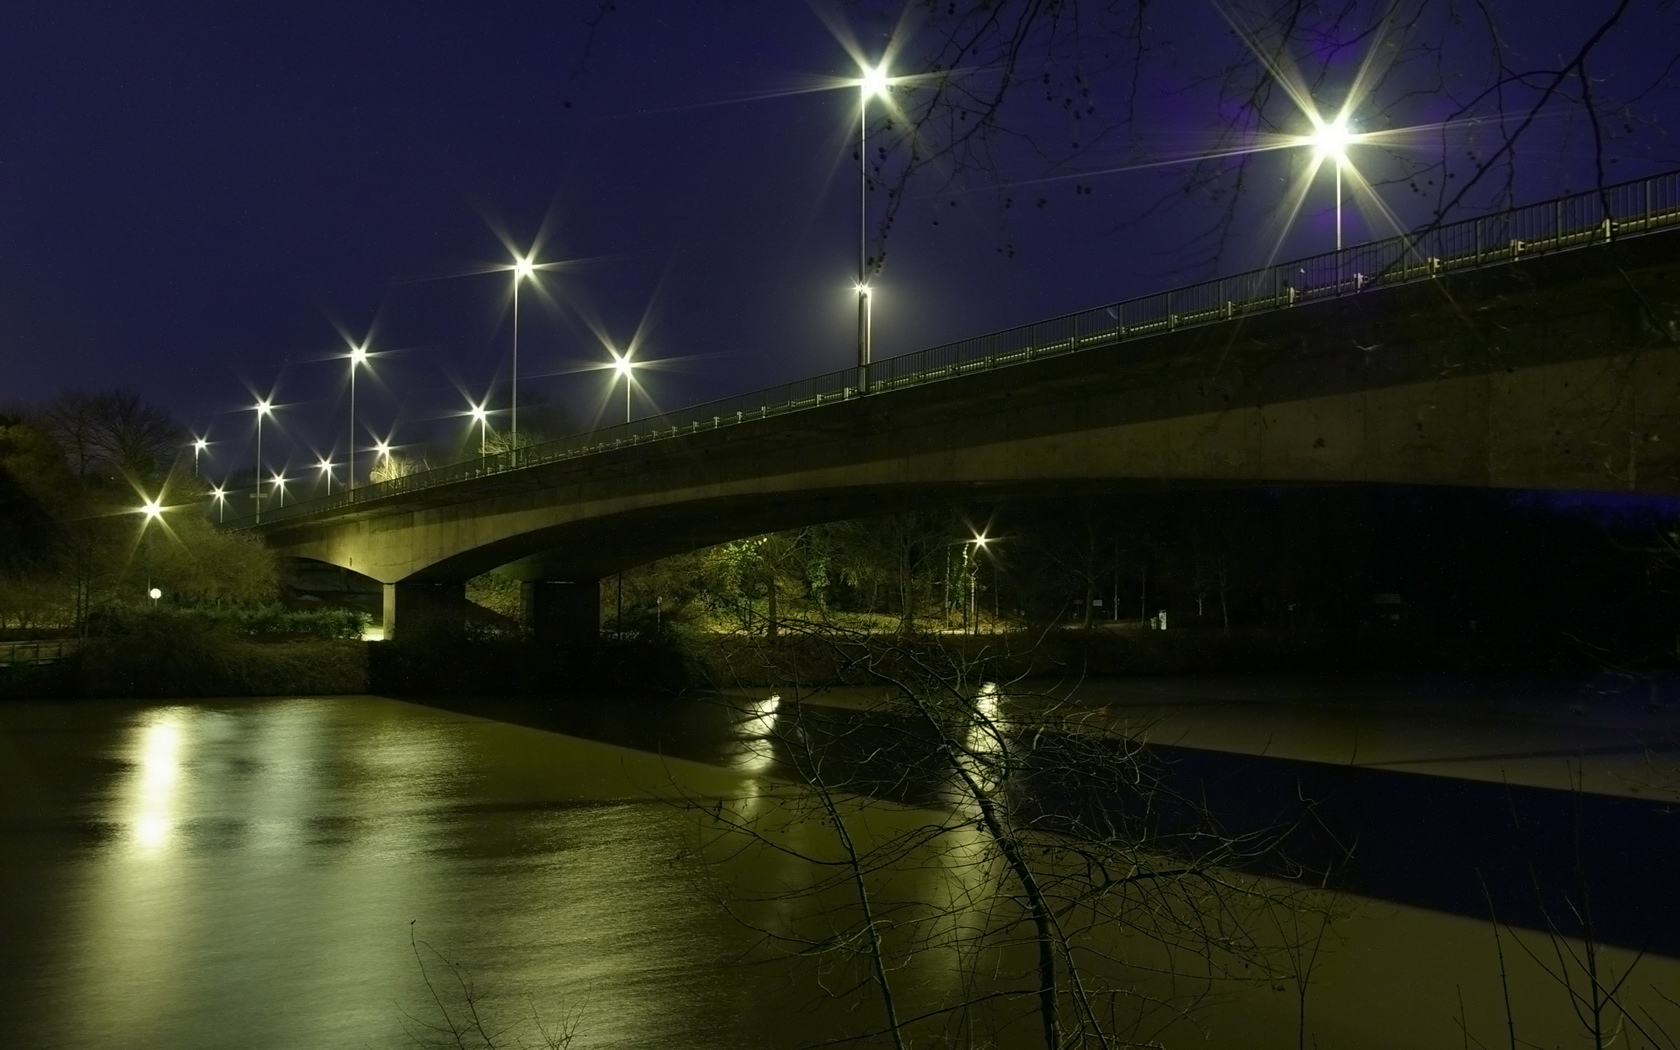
[963, 534, 990, 635]
[211, 485, 227, 524]
[373, 440, 392, 482]
[253, 399, 272, 522]
[271, 471, 289, 509]
[316, 457, 335, 495]
[191, 437, 208, 476]
[140, 498, 163, 602]
[347, 343, 369, 489]
[609, 350, 637, 424]
[1304, 113, 1361, 251]
[469, 403, 490, 455]
[856, 61, 890, 392]
[509, 254, 537, 448]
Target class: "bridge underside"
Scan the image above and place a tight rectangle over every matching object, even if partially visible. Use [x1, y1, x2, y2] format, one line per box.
[257, 235, 1680, 640]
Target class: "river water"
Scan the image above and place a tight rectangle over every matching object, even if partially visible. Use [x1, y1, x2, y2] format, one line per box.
[2, 680, 1678, 1049]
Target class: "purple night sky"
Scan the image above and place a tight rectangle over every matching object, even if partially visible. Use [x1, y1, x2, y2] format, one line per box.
[4, 2, 1676, 490]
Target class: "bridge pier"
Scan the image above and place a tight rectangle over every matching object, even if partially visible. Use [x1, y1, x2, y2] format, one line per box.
[382, 581, 467, 642]
[522, 580, 601, 645]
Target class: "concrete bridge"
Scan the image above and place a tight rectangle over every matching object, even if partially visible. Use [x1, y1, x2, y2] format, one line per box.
[238, 173, 1680, 641]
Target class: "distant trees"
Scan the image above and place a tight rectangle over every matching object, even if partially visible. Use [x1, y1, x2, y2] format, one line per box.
[0, 390, 278, 632]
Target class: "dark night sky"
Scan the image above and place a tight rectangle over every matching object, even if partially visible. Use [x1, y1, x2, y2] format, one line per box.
[3, 2, 1677, 487]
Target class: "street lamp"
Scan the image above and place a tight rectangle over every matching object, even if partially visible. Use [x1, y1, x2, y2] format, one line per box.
[211, 485, 227, 524]
[271, 471, 289, 509]
[609, 350, 638, 424]
[508, 253, 538, 448]
[856, 60, 891, 392]
[139, 498, 163, 603]
[965, 533, 990, 635]
[468, 402, 490, 455]
[373, 440, 393, 481]
[191, 437, 208, 475]
[316, 456, 336, 495]
[1303, 112, 1363, 251]
[253, 399, 273, 522]
[346, 342, 370, 490]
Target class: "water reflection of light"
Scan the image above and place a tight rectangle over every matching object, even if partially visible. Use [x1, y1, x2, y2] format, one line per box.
[732, 693, 782, 773]
[130, 712, 183, 850]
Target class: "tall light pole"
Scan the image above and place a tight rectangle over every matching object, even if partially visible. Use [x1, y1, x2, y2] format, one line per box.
[347, 343, 369, 490]
[1305, 113, 1361, 251]
[966, 534, 989, 635]
[211, 485, 227, 524]
[271, 471, 289, 509]
[191, 437, 208, 476]
[316, 456, 335, 495]
[253, 399, 272, 523]
[510, 254, 537, 448]
[610, 350, 637, 424]
[857, 61, 890, 392]
[140, 498, 163, 601]
[470, 403, 490, 455]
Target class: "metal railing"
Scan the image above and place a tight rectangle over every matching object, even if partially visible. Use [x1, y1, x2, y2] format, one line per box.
[0, 638, 79, 666]
[227, 169, 1680, 529]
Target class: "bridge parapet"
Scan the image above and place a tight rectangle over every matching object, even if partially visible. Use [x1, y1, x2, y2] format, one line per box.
[225, 169, 1680, 531]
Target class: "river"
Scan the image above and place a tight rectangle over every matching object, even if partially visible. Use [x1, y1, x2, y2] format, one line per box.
[2, 678, 1678, 1048]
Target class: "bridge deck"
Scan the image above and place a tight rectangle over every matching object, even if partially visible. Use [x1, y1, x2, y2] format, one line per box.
[230, 170, 1680, 530]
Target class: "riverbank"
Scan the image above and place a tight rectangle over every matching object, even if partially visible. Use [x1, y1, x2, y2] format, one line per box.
[0, 622, 1631, 699]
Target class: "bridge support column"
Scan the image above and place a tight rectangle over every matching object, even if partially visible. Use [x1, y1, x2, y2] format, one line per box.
[522, 580, 600, 646]
[382, 581, 467, 642]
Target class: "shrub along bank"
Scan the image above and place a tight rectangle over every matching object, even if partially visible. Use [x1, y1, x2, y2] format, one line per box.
[1, 607, 369, 699]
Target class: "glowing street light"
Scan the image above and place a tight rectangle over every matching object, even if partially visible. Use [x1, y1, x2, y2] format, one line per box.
[270, 470, 289, 509]
[609, 350, 638, 424]
[141, 499, 163, 522]
[252, 398, 273, 523]
[191, 437, 209, 475]
[316, 456, 336, 495]
[211, 485, 227, 524]
[346, 341, 370, 490]
[468, 401, 491, 455]
[855, 60, 892, 392]
[508, 252, 539, 448]
[1302, 111, 1365, 250]
[965, 533, 992, 635]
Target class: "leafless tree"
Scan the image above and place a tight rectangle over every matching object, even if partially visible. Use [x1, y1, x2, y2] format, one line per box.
[686, 620, 1339, 1048]
[38, 388, 181, 482]
[581, 2, 1678, 276]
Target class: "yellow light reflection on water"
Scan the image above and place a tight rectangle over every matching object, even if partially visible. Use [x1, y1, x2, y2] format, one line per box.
[129, 710, 183, 850]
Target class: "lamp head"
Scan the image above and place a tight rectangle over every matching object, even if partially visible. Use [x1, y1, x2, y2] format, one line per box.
[470, 405, 488, 423]
[860, 62, 890, 98]
[349, 344, 370, 366]
[211, 486, 226, 502]
[612, 354, 635, 378]
[192, 438, 208, 453]
[141, 500, 162, 520]
[512, 256, 536, 281]
[316, 458, 333, 474]
[1309, 115, 1356, 162]
[255, 399, 272, 416]
[374, 441, 392, 458]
